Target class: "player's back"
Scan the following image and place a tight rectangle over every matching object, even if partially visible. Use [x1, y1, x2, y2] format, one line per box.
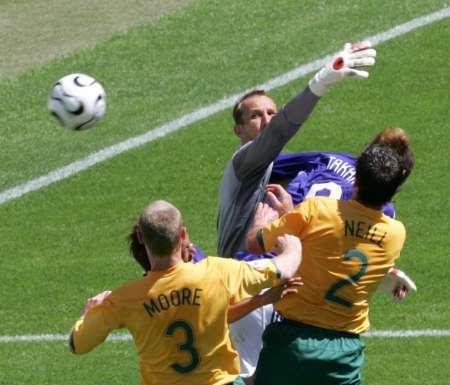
[272, 151, 395, 217]
[272, 151, 357, 203]
[265, 197, 405, 334]
[103, 255, 280, 385]
[110, 258, 241, 385]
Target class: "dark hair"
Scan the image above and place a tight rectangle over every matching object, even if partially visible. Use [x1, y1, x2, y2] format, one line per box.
[370, 127, 415, 181]
[128, 223, 151, 272]
[138, 200, 183, 258]
[356, 144, 408, 206]
[232, 89, 267, 124]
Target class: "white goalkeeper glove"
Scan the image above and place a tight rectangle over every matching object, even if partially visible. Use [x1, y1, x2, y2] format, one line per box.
[309, 41, 377, 96]
[377, 267, 417, 300]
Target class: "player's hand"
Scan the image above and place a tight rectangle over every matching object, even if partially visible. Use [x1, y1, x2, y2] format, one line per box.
[253, 202, 279, 228]
[83, 290, 112, 317]
[181, 241, 196, 263]
[266, 184, 294, 216]
[309, 41, 376, 96]
[260, 276, 303, 305]
[377, 267, 417, 300]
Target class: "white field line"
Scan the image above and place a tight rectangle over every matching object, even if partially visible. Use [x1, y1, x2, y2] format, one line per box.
[1, 329, 450, 343]
[1, 7, 449, 206]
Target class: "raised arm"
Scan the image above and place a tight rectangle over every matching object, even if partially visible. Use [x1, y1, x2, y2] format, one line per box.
[233, 41, 376, 182]
[228, 276, 303, 323]
[233, 87, 319, 182]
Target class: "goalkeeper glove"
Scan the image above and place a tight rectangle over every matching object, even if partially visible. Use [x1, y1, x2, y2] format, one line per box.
[309, 41, 376, 96]
[377, 267, 417, 300]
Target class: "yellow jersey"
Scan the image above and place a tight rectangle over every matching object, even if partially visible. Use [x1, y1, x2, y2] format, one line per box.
[71, 257, 280, 385]
[260, 197, 405, 334]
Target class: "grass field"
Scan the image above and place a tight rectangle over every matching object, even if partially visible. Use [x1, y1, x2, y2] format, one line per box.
[0, 1, 449, 384]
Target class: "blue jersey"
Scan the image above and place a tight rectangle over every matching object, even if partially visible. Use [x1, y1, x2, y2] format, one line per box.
[272, 152, 395, 216]
[192, 245, 207, 262]
[234, 151, 396, 262]
[272, 152, 357, 203]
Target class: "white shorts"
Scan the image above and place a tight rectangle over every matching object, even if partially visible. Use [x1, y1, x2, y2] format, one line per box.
[229, 298, 280, 378]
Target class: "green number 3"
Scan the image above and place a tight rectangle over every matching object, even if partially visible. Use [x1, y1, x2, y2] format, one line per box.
[325, 249, 368, 308]
[165, 320, 200, 373]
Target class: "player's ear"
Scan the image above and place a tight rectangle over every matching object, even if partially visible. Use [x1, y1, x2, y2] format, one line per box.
[179, 225, 188, 242]
[234, 124, 243, 138]
[234, 123, 249, 143]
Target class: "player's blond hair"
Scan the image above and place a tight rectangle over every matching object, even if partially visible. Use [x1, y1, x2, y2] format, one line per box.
[138, 200, 183, 258]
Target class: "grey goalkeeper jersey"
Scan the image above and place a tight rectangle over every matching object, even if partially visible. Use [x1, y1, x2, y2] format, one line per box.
[216, 86, 320, 257]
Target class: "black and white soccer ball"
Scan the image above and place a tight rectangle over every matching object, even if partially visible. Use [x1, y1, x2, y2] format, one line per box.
[48, 73, 106, 130]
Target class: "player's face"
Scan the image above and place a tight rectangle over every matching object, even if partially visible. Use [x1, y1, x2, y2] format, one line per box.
[235, 95, 277, 143]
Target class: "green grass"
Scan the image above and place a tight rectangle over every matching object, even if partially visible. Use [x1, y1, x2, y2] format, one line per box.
[364, 338, 450, 385]
[0, 0, 447, 189]
[0, 340, 140, 385]
[1, 337, 448, 385]
[0, 1, 449, 384]
[0, 0, 195, 79]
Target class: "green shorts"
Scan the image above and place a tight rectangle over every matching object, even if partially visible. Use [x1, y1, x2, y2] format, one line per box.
[253, 319, 365, 385]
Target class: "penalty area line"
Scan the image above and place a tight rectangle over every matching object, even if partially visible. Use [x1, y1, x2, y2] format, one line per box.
[0, 6, 449, 206]
[1, 329, 450, 343]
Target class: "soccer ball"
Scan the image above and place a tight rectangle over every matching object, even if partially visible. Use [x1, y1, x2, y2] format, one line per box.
[48, 73, 106, 130]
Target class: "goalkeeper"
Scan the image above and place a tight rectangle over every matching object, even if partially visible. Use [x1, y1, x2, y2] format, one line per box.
[217, 41, 377, 258]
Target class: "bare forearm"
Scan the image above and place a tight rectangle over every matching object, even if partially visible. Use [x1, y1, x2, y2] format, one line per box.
[247, 233, 302, 280]
[228, 295, 266, 323]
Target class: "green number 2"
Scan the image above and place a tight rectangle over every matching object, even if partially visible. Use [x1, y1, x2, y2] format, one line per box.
[325, 249, 368, 308]
[165, 320, 200, 373]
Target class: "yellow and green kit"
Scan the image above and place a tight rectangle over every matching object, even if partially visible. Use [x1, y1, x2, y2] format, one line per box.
[71, 257, 280, 385]
[254, 196, 406, 385]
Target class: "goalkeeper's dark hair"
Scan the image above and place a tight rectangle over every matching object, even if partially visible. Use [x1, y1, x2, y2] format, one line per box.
[356, 129, 414, 206]
[233, 89, 268, 124]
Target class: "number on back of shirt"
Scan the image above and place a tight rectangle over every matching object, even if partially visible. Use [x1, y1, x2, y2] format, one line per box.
[165, 320, 200, 373]
[305, 181, 343, 199]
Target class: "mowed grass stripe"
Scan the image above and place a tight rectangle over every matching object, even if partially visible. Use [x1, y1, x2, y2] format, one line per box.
[0, 6, 448, 206]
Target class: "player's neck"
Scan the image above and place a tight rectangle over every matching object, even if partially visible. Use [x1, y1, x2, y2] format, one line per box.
[352, 190, 382, 211]
[356, 199, 382, 211]
[149, 253, 183, 271]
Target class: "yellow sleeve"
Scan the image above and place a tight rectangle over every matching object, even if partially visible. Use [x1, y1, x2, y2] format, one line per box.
[385, 220, 406, 262]
[212, 257, 281, 303]
[262, 199, 315, 251]
[70, 299, 123, 355]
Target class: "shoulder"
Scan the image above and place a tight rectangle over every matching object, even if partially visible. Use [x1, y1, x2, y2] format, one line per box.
[294, 196, 329, 213]
[202, 256, 242, 269]
[107, 276, 147, 301]
[378, 216, 406, 256]
[384, 216, 406, 238]
[232, 141, 253, 159]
